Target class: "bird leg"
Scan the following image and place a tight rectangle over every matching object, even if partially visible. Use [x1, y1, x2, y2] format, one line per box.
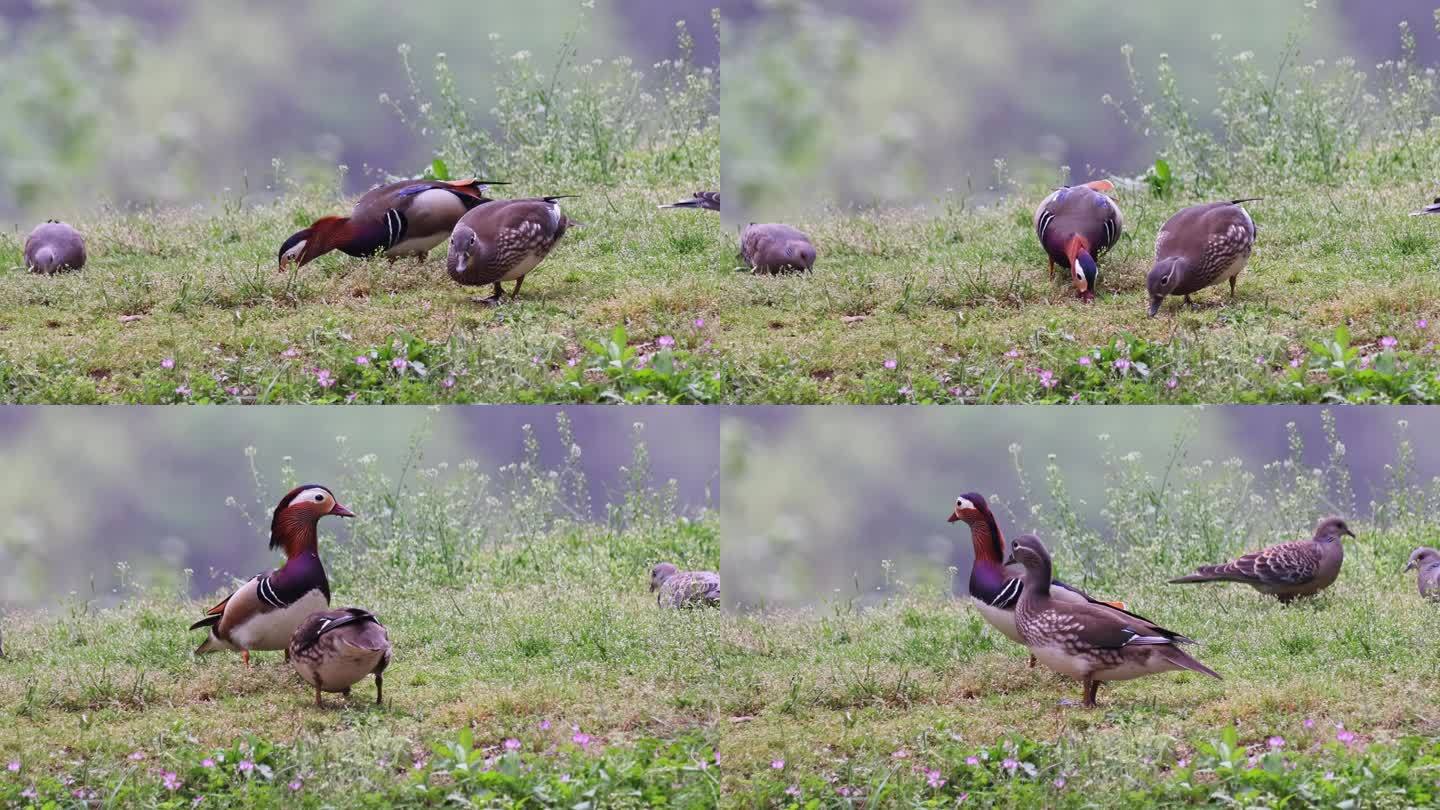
[1229, 276, 1237, 297]
[1048, 259, 1055, 280]
[242, 649, 250, 669]
[375, 673, 384, 706]
[473, 282, 504, 307]
[1184, 295, 1194, 308]
[510, 277, 525, 299]
[1028, 655, 1037, 669]
[315, 685, 323, 708]
[1082, 678, 1100, 708]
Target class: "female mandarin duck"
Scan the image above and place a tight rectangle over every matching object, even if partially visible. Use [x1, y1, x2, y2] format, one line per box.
[190, 484, 354, 665]
[288, 607, 392, 707]
[1009, 535, 1220, 708]
[1033, 180, 1123, 301]
[446, 196, 573, 304]
[278, 178, 501, 270]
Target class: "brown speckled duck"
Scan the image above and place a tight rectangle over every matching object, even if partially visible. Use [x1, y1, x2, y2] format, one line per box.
[24, 220, 87, 274]
[661, 192, 720, 212]
[1169, 517, 1353, 603]
[741, 224, 816, 274]
[445, 196, 573, 304]
[288, 607, 392, 707]
[1146, 199, 1258, 316]
[278, 179, 499, 270]
[1033, 180, 1123, 301]
[190, 485, 353, 666]
[649, 563, 720, 608]
[1010, 535, 1220, 707]
[949, 493, 1137, 666]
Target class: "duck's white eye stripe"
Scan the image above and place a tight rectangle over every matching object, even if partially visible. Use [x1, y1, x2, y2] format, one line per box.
[291, 487, 329, 505]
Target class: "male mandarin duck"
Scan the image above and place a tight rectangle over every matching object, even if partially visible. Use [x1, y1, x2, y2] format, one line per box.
[948, 493, 1137, 666]
[1169, 517, 1354, 603]
[741, 223, 817, 274]
[278, 178, 501, 270]
[190, 484, 354, 665]
[660, 191, 720, 212]
[649, 562, 721, 608]
[24, 220, 87, 274]
[288, 607, 392, 707]
[445, 196, 573, 304]
[1008, 535, 1220, 708]
[1146, 199, 1259, 316]
[1033, 180, 1123, 301]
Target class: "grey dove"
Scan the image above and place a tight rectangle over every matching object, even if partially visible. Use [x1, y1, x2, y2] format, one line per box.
[1169, 517, 1354, 603]
[650, 562, 720, 608]
[1404, 547, 1440, 600]
[741, 224, 816, 274]
[24, 220, 87, 274]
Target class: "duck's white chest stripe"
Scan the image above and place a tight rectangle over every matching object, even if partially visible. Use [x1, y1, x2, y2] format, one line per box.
[257, 576, 285, 608]
[989, 577, 1022, 609]
[384, 209, 408, 249]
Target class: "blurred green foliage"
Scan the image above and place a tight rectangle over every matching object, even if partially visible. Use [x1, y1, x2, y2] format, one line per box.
[0, 0, 718, 221]
[720, 0, 1438, 219]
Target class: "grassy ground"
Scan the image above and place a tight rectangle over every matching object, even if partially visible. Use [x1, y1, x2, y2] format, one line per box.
[0, 161, 732, 405]
[6, 135, 1439, 405]
[0, 436, 720, 808]
[719, 421, 1440, 807]
[716, 160, 1440, 405]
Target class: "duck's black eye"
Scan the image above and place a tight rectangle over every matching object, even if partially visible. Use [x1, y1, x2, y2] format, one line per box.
[314, 494, 324, 502]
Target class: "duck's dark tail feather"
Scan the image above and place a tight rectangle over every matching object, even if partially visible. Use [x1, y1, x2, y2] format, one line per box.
[1159, 645, 1222, 679]
[189, 614, 221, 631]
